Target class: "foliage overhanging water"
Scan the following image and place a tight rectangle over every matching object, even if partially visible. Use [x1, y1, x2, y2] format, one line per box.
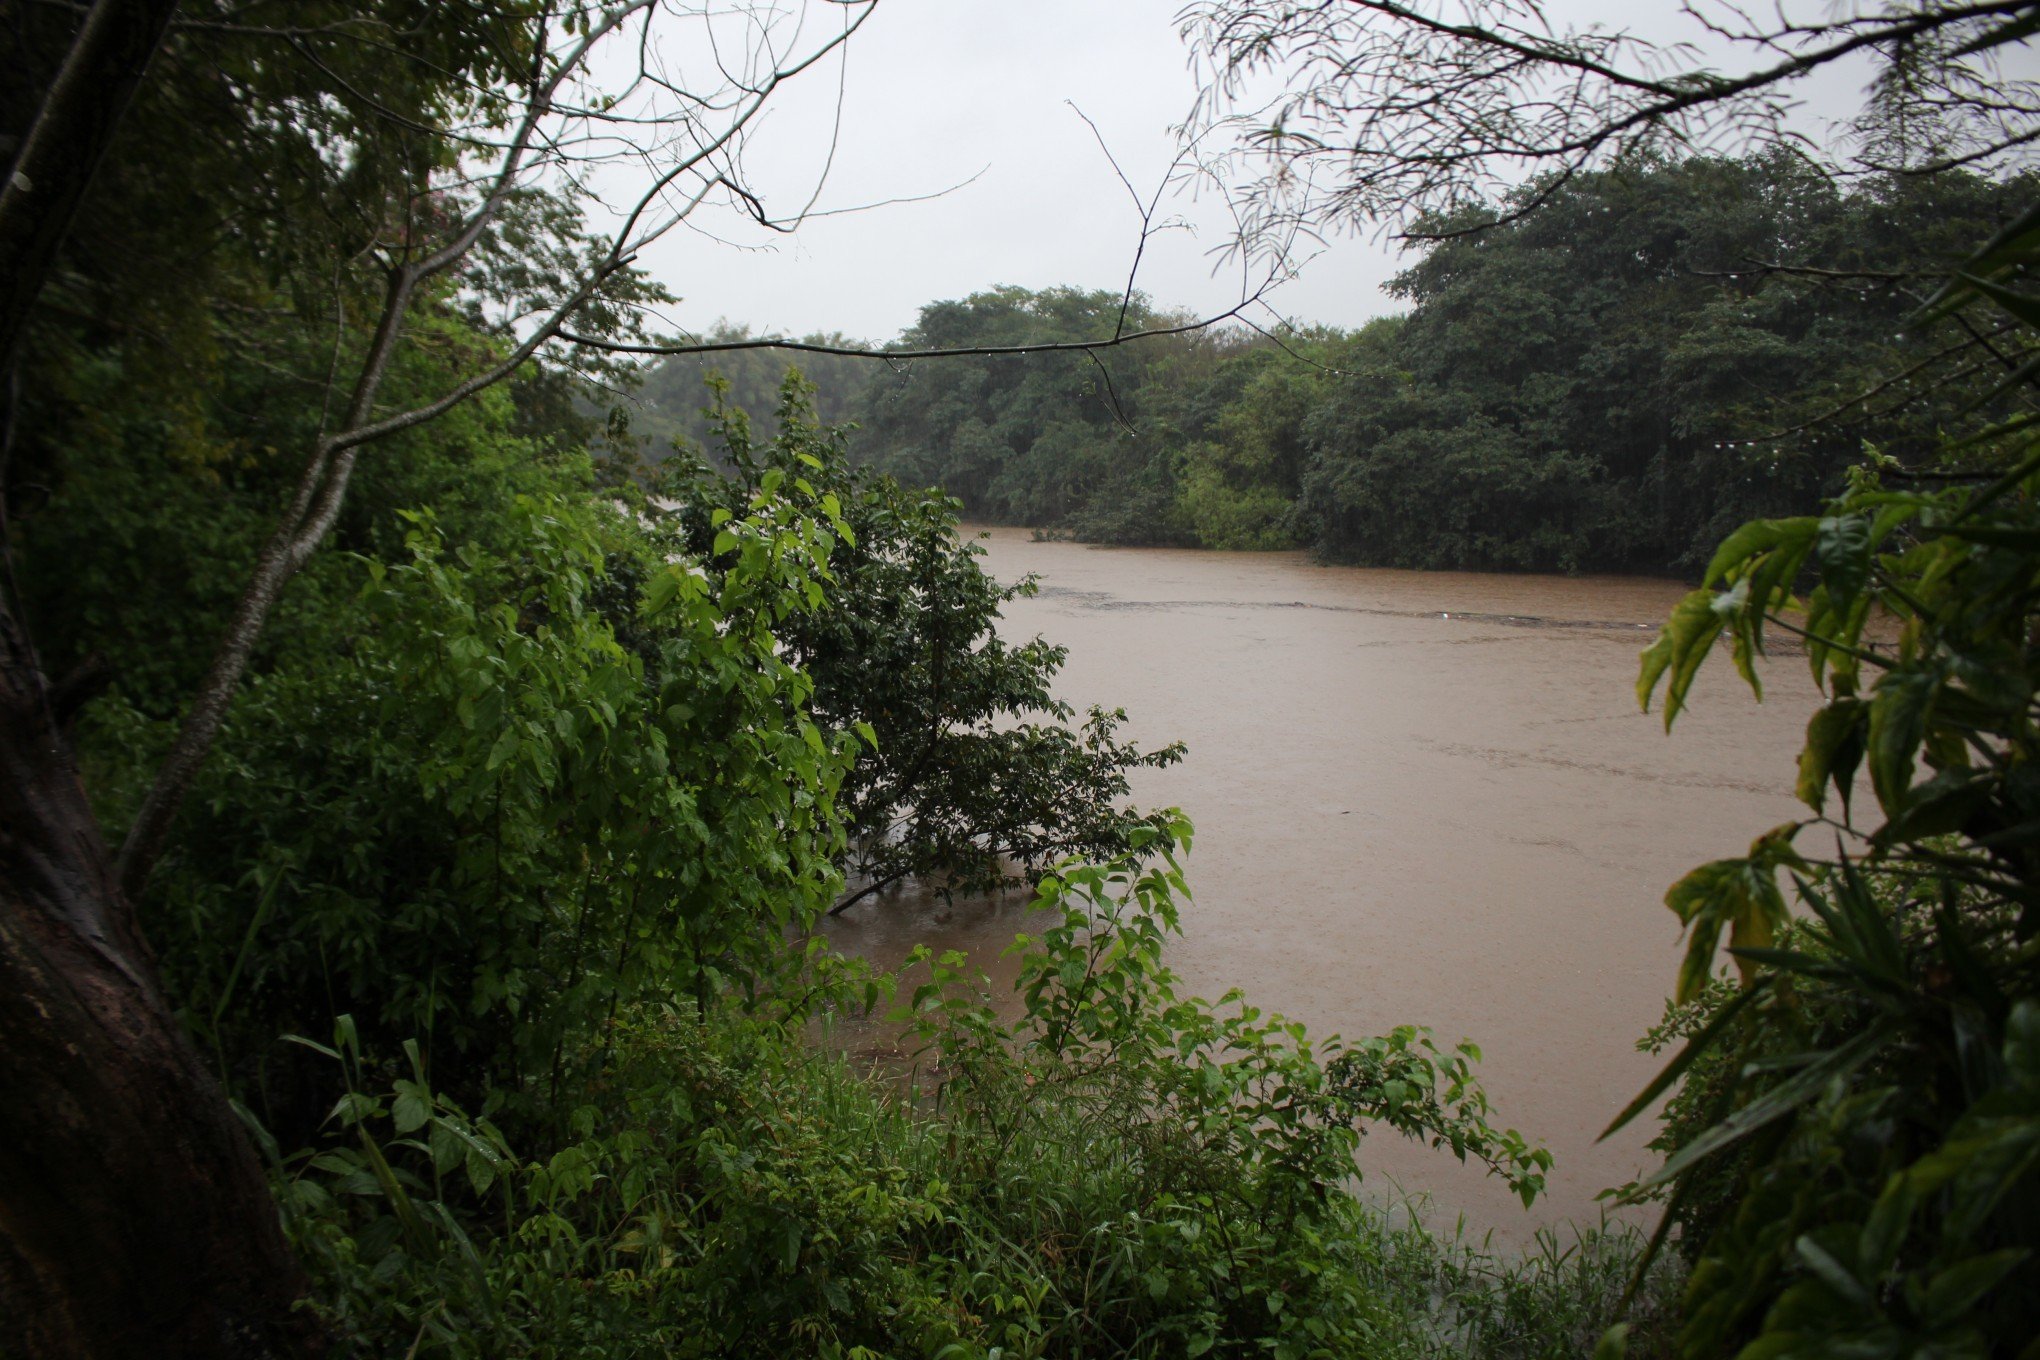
[824, 526, 1818, 1241]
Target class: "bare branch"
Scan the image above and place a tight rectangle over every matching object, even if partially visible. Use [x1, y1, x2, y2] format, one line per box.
[1180, 0, 2040, 246]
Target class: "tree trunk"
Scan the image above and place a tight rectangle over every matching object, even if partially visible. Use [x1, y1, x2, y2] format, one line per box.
[0, 0, 184, 371]
[0, 607, 319, 1359]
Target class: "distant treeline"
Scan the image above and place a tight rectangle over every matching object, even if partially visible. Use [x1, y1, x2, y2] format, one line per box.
[612, 323, 886, 460]
[619, 156, 2032, 574]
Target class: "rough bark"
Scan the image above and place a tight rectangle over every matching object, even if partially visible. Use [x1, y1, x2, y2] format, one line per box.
[0, 604, 320, 1358]
[0, 0, 184, 371]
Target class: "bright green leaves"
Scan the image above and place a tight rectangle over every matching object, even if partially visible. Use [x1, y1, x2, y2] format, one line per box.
[211, 480, 860, 1093]
[1642, 515, 1825, 725]
[1626, 214, 2040, 1358]
[640, 561, 707, 620]
[1328, 1027, 1553, 1208]
[1638, 588, 1727, 728]
[1662, 825, 1805, 1003]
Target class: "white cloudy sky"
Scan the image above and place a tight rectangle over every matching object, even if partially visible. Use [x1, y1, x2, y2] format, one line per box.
[626, 0, 1295, 344]
[614, 1, 2024, 345]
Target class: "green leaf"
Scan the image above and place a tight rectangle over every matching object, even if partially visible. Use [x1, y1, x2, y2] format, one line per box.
[1795, 699, 1867, 817]
[1663, 826, 1800, 1001]
[1867, 668, 1937, 820]
[1922, 1250, 2029, 1327]
[1601, 979, 1769, 1141]
[1793, 1236, 1872, 1311]
[1639, 588, 1726, 730]
[1872, 768, 1993, 847]
[1642, 1026, 1889, 1190]
[1859, 1176, 1915, 1277]
[1702, 518, 1804, 588]
[1814, 514, 1872, 611]
[392, 1087, 431, 1135]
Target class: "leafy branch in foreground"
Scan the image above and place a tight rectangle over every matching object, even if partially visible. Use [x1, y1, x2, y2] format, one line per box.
[1617, 206, 2040, 1357]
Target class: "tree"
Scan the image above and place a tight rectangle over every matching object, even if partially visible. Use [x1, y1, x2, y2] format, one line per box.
[0, 2, 874, 1350]
[1612, 213, 2040, 1356]
[655, 376, 1184, 914]
[1295, 156, 2033, 572]
[1179, 0, 2040, 244]
[1171, 2, 2040, 1351]
[1, 3, 1303, 1346]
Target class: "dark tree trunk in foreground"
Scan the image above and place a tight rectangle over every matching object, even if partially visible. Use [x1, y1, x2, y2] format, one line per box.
[0, 0, 183, 369]
[0, 2, 321, 1351]
[0, 607, 318, 1356]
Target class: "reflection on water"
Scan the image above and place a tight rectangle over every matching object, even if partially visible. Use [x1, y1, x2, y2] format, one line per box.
[820, 526, 1814, 1241]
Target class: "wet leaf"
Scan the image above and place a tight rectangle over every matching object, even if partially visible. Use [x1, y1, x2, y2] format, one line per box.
[1796, 699, 1866, 817]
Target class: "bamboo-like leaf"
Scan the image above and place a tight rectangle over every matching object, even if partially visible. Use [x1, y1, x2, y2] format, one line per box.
[1793, 1236, 1873, 1311]
[1640, 1026, 1888, 1191]
[1601, 979, 1770, 1141]
[1922, 1250, 2030, 1328]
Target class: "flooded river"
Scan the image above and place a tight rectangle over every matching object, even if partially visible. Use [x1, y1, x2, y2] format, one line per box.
[822, 526, 1816, 1241]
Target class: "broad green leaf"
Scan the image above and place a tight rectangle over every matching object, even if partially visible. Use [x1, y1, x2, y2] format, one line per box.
[1703, 518, 1807, 588]
[1663, 826, 1801, 1001]
[1867, 668, 1937, 820]
[1639, 588, 1726, 730]
[392, 1086, 431, 1135]
[1814, 514, 1872, 611]
[1796, 699, 1866, 816]
[1872, 768, 1992, 848]
[1922, 1250, 2030, 1328]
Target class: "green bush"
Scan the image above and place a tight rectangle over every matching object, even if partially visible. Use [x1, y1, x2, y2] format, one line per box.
[1619, 205, 2040, 1357]
[262, 814, 1662, 1359]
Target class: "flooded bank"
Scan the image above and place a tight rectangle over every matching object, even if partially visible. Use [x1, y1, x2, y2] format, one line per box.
[822, 527, 1815, 1240]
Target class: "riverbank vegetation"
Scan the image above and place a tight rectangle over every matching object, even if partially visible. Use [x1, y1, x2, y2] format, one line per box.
[623, 158, 2031, 575]
[6, 1, 2040, 1357]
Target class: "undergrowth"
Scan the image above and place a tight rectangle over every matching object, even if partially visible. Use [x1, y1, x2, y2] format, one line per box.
[270, 822, 1677, 1359]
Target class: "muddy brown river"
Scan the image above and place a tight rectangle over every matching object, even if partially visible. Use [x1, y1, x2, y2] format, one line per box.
[821, 527, 1816, 1242]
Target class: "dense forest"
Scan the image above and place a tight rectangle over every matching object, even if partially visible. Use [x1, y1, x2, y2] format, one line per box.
[6, 2, 2040, 1359]
[626, 159, 2031, 575]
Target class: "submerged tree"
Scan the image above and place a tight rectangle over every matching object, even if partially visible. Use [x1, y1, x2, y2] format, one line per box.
[1, 2, 1285, 1348]
[657, 376, 1185, 913]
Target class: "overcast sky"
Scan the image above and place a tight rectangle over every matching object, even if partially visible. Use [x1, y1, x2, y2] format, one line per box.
[623, 0, 2033, 346]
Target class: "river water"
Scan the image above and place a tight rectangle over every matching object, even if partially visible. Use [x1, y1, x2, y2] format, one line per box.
[821, 526, 1816, 1241]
